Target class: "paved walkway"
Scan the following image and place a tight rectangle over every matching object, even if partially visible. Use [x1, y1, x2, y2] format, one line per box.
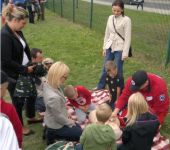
[83, 0, 170, 15]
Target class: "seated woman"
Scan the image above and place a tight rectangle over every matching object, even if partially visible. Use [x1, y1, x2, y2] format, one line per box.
[118, 92, 160, 150]
[43, 61, 82, 145]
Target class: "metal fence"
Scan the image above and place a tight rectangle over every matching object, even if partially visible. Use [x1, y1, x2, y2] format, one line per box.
[45, 0, 170, 66]
[46, 0, 94, 28]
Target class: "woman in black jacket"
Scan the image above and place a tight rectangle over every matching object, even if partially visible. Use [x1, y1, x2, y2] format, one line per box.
[118, 92, 160, 150]
[1, 5, 38, 135]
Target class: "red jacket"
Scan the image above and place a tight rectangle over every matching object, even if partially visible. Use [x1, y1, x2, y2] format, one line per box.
[116, 73, 169, 124]
[0, 98, 23, 148]
[68, 86, 91, 108]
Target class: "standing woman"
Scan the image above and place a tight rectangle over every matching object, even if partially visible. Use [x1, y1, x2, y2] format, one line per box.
[43, 61, 82, 145]
[96, 0, 131, 90]
[1, 5, 36, 135]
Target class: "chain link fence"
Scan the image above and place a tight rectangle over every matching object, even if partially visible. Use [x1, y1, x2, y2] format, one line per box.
[46, 0, 170, 67]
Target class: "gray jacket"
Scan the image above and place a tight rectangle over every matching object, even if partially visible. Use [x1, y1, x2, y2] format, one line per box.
[43, 83, 73, 129]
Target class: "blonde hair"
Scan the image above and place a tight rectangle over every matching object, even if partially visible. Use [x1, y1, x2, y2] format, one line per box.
[42, 58, 54, 70]
[126, 92, 149, 126]
[64, 85, 76, 99]
[96, 103, 112, 123]
[105, 61, 117, 72]
[3, 5, 28, 21]
[47, 61, 70, 88]
[42, 58, 54, 65]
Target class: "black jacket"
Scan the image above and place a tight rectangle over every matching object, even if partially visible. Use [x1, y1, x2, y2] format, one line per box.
[1, 24, 31, 79]
[118, 112, 160, 150]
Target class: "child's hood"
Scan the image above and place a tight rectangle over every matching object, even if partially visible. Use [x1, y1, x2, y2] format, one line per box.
[88, 124, 116, 144]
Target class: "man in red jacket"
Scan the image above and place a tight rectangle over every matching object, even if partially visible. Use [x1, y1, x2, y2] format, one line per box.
[112, 70, 169, 124]
[0, 71, 23, 148]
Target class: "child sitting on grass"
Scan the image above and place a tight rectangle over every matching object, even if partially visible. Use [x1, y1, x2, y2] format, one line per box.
[64, 85, 96, 123]
[76, 103, 122, 150]
[105, 60, 123, 109]
[117, 92, 160, 150]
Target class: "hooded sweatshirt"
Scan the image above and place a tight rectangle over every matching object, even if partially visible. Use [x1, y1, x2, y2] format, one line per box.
[119, 112, 160, 150]
[80, 124, 117, 150]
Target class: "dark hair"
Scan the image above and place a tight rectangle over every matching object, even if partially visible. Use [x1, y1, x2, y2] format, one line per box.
[31, 48, 42, 58]
[112, 0, 124, 16]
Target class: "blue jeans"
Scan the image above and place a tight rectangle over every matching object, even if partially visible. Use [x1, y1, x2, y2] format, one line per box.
[35, 96, 46, 112]
[75, 103, 95, 123]
[46, 124, 82, 145]
[97, 48, 124, 89]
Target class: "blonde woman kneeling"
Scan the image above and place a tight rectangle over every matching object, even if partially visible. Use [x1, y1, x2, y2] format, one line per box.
[43, 61, 82, 145]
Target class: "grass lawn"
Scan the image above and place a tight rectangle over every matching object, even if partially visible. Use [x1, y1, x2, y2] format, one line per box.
[8, 1, 170, 149]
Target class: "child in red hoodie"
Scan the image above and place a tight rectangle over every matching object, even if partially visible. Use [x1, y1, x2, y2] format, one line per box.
[64, 85, 96, 123]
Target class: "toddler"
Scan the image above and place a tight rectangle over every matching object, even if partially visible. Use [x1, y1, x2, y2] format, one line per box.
[64, 85, 95, 123]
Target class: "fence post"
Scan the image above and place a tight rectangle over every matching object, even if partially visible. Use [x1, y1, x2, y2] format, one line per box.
[76, 0, 78, 8]
[60, 0, 63, 17]
[90, 0, 93, 28]
[165, 32, 170, 67]
[73, 0, 75, 22]
[52, 0, 55, 12]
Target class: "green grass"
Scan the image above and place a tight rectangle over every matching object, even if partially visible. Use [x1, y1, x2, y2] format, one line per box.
[16, 1, 170, 149]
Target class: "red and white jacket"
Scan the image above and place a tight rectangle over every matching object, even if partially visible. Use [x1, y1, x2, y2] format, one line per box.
[116, 73, 169, 124]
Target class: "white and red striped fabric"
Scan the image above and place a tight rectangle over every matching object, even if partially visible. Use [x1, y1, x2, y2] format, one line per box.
[66, 89, 170, 150]
[152, 132, 170, 150]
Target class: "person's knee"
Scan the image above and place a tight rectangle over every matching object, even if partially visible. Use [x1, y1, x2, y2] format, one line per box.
[77, 115, 86, 123]
[46, 128, 55, 145]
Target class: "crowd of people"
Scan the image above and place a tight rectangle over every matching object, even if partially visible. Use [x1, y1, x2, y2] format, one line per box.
[0, 0, 169, 149]
[1, 0, 46, 25]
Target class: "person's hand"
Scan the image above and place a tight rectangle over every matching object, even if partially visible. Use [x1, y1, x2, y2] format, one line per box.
[79, 105, 89, 112]
[122, 55, 128, 61]
[27, 65, 36, 73]
[68, 119, 76, 128]
[111, 108, 120, 118]
[102, 49, 107, 57]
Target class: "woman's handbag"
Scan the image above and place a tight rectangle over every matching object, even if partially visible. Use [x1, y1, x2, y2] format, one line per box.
[14, 74, 37, 98]
[113, 17, 132, 57]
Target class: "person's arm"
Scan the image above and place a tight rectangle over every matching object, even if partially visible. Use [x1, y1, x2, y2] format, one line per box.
[79, 105, 89, 112]
[122, 17, 131, 60]
[103, 16, 111, 56]
[80, 127, 87, 145]
[1, 34, 28, 74]
[116, 76, 122, 99]
[116, 87, 121, 100]
[107, 122, 122, 140]
[122, 127, 131, 144]
[10, 105, 23, 148]
[1, 33, 34, 74]
[151, 82, 169, 124]
[112, 78, 132, 117]
[47, 96, 75, 127]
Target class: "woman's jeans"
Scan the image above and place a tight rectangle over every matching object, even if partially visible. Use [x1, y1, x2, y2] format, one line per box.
[97, 48, 124, 89]
[46, 124, 82, 145]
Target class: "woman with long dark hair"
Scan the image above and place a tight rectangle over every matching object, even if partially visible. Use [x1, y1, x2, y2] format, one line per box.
[96, 0, 131, 90]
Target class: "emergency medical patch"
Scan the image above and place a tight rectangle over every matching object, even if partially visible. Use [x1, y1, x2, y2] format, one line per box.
[131, 80, 135, 85]
[159, 94, 165, 102]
